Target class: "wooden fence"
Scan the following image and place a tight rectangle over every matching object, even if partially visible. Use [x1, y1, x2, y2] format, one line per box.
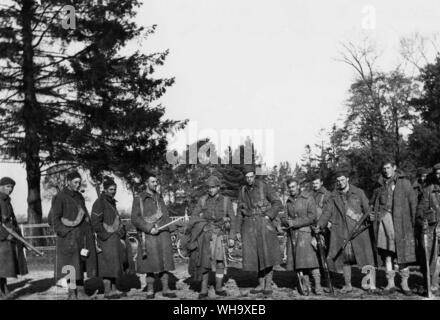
[18, 217, 184, 251]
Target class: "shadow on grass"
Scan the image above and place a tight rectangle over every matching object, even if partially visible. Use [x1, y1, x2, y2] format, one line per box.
[12, 278, 54, 299]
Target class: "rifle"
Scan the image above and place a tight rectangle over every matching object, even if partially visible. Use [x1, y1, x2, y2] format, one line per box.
[332, 211, 371, 262]
[423, 226, 432, 298]
[157, 216, 186, 231]
[313, 225, 334, 295]
[2, 224, 44, 256]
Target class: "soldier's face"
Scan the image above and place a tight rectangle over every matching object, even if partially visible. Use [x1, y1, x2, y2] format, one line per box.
[146, 177, 157, 191]
[336, 176, 349, 190]
[382, 163, 396, 179]
[421, 173, 428, 182]
[105, 185, 117, 198]
[245, 173, 255, 186]
[68, 178, 81, 192]
[0, 184, 14, 195]
[312, 179, 322, 191]
[436, 169, 440, 180]
[288, 182, 299, 196]
[208, 186, 220, 197]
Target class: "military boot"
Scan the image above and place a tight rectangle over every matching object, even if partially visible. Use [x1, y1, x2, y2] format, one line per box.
[215, 274, 227, 297]
[198, 273, 209, 299]
[103, 279, 112, 298]
[340, 265, 353, 293]
[382, 270, 397, 294]
[400, 268, 412, 296]
[145, 274, 155, 299]
[312, 269, 323, 295]
[0, 281, 9, 300]
[66, 288, 77, 300]
[263, 270, 274, 296]
[161, 272, 177, 298]
[76, 285, 89, 300]
[250, 276, 265, 294]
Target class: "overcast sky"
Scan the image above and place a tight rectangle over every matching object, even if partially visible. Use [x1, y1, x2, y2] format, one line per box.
[134, 0, 440, 166]
[4, 0, 440, 218]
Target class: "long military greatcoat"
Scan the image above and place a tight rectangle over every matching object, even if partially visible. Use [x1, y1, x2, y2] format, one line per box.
[130, 190, 175, 274]
[91, 193, 128, 278]
[416, 182, 440, 275]
[0, 192, 28, 278]
[187, 193, 236, 280]
[237, 180, 283, 272]
[372, 173, 417, 265]
[49, 188, 97, 281]
[318, 185, 375, 273]
[285, 192, 320, 271]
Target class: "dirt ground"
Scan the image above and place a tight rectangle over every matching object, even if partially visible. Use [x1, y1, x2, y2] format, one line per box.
[4, 253, 439, 300]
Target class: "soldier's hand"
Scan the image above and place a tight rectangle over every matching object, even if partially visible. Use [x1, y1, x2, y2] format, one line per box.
[235, 233, 241, 242]
[150, 227, 159, 235]
[369, 213, 376, 221]
[280, 217, 289, 228]
[310, 237, 318, 250]
[228, 239, 235, 247]
[422, 219, 429, 233]
[6, 234, 13, 241]
[311, 225, 320, 234]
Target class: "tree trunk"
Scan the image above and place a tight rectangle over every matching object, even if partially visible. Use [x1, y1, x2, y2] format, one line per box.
[21, 0, 44, 245]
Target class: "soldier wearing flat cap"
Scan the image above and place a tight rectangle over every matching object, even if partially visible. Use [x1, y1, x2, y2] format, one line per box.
[91, 177, 128, 298]
[237, 165, 283, 296]
[0, 177, 28, 299]
[316, 169, 377, 293]
[130, 172, 176, 299]
[416, 163, 440, 294]
[49, 171, 97, 299]
[186, 175, 238, 299]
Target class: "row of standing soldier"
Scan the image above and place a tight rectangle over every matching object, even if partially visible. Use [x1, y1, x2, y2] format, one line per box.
[0, 159, 439, 299]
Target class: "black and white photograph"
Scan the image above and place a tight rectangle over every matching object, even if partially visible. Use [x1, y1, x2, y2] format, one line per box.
[1, 0, 440, 307]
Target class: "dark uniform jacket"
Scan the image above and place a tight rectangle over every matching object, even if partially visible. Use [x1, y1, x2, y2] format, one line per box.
[49, 188, 97, 280]
[130, 190, 175, 274]
[0, 192, 28, 278]
[285, 192, 319, 270]
[237, 180, 283, 272]
[318, 185, 375, 273]
[416, 182, 440, 274]
[91, 193, 128, 278]
[187, 194, 236, 280]
[372, 173, 417, 265]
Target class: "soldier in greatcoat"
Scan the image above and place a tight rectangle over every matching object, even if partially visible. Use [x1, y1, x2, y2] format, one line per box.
[237, 165, 283, 296]
[416, 163, 440, 294]
[130, 172, 176, 299]
[0, 177, 28, 299]
[186, 175, 238, 299]
[371, 160, 417, 295]
[49, 171, 98, 300]
[282, 178, 322, 295]
[311, 175, 331, 253]
[413, 167, 430, 203]
[413, 166, 430, 283]
[91, 177, 128, 298]
[316, 170, 377, 293]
